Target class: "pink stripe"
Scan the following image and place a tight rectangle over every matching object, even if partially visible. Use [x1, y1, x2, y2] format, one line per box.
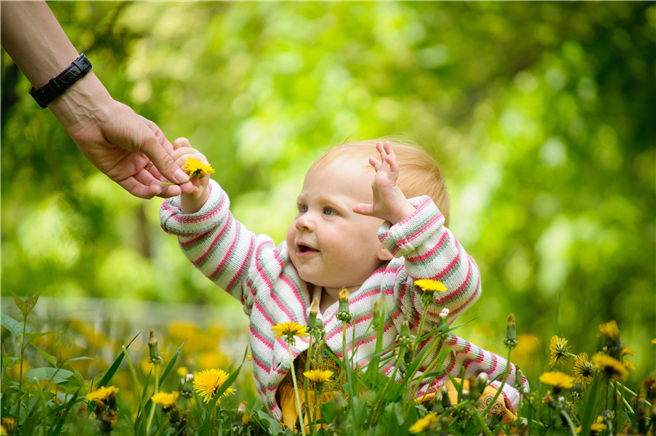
[251, 354, 270, 372]
[405, 231, 448, 262]
[489, 353, 498, 374]
[394, 214, 441, 249]
[464, 350, 484, 370]
[434, 252, 472, 305]
[250, 326, 274, 350]
[180, 228, 213, 247]
[227, 237, 254, 292]
[208, 221, 239, 279]
[279, 275, 305, 312]
[194, 218, 231, 267]
[168, 185, 222, 224]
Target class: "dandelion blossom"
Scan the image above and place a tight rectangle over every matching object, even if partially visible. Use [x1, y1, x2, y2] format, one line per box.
[623, 360, 635, 371]
[151, 391, 179, 409]
[539, 371, 575, 391]
[414, 279, 447, 293]
[591, 353, 628, 381]
[598, 320, 619, 341]
[271, 322, 308, 344]
[183, 157, 215, 178]
[86, 386, 119, 402]
[193, 369, 236, 404]
[620, 346, 634, 356]
[303, 369, 333, 383]
[409, 413, 438, 434]
[573, 353, 595, 389]
[177, 366, 188, 377]
[643, 376, 656, 399]
[549, 336, 570, 367]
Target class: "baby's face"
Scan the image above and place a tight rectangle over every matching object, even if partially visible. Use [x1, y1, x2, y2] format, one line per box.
[286, 158, 387, 291]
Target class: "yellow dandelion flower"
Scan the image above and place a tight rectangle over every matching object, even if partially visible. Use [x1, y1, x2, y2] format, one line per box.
[303, 369, 333, 383]
[86, 386, 119, 402]
[409, 413, 439, 434]
[247, 353, 252, 361]
[193, 369, 236, 404]
[1, 418, 14, 432]
[622, 360, 635, 371]
[414, 279, 447, 293]
[643, 376, 656, 399]
[620, 347, 634, 356]
[651, 338, 656, 345]
[339, 288, 349, 301]
[152, 391, 179, 409]
[549, 336, 570, 367]
[573, 352, 595, 389]
[598, 320, 619, 341]
[591, 353, 628, 381]
[0, 426, 6, 436]
[271, 322, 308, 340]
[539, 371, 575, 390]
[183, 157, 215, 178]
[177, 366, 188, 378]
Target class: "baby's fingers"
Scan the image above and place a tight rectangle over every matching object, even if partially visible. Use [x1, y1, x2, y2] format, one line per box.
[353, 203, 375, 217]
[173, 137, 192, 150]
[369, 156, 382, 171]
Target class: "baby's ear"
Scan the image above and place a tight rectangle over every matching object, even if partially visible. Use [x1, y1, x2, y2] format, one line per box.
[377, 243, 393, 262]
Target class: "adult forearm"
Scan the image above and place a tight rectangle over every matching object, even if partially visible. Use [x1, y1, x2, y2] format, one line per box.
[1, 0, 79, 88]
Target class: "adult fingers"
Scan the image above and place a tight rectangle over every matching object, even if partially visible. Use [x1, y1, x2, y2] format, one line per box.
[140, 124, 190, 184]
[116, 174, 162, 199]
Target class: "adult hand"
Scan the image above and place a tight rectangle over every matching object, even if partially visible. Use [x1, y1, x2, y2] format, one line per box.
[49, 74, 194, 199]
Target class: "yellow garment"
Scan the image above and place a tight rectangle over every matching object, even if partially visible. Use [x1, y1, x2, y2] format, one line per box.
[278, 349, 341, 432]
[415, 378, 518, 424]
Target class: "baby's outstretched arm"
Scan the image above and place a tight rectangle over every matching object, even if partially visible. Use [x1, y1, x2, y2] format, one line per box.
[169, 138, 212, 214]
[353, 141, 416, 224]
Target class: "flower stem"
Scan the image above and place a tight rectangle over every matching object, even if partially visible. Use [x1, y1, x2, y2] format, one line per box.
[482, 347, 513, 417]
[611, 381, 634, 413]
[370, 345, 405, 427]
[210, 400, 217, 436]
[342, 321, 351, 388]
[122, 346, 146, 417]
[146, 364, 160, 436]
[289, 345, 307, 436]
[414, 306, 430, 359]
[407, 336, 444, 413]
[17, 317, 27, 423]
[560, 409, 578, 436]
[304, 336, 314, 435]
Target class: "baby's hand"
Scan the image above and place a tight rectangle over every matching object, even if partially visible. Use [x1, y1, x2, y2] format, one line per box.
[353, 141, 416, 224]
[171, 137, 212, 214]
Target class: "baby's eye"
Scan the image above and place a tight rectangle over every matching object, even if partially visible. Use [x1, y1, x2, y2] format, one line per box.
[298, 204, 308, 213]
[323, 207, 337, 216]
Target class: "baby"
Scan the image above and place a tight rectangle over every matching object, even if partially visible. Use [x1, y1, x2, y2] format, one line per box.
[160, 138, 527, 424]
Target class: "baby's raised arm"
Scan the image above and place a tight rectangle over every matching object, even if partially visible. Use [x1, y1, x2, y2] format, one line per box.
[169, 138, 213, 214]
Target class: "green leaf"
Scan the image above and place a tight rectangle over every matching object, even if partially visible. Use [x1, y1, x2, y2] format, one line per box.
[1, 313, 30, 336]
[25, 331, 60, 345]
[31, 343, 57, 366]
[97, 331, 140, 388]
[255, 410, 284, 435]
[12, 292, 40, 319]
[2, 357, 19, 367]
[25, 367, 74, 384]
[158, 340, 186, 389]
[66, 356, 94, 362]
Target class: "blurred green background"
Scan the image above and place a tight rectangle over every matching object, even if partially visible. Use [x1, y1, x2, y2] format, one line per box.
[2, 2, 654, 383]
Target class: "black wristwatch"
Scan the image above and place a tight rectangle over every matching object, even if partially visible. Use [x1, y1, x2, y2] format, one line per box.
[29, 54, 93, 109]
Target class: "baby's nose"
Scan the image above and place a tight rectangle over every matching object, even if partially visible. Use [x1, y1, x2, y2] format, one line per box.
[295, 214, 314, 231]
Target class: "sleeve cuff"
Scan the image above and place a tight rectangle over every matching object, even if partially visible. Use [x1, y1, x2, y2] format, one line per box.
[160, 179, 228, 237]
[377, 196, 445, 258]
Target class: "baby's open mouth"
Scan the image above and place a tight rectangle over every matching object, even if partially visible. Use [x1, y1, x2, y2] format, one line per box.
[297, 244, 319, 253]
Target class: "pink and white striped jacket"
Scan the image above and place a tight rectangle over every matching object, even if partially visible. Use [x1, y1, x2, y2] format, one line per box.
[160, 179, 528, 420]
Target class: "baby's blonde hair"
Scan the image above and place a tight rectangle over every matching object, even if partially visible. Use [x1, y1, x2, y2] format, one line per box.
[311, 137, 451, 227]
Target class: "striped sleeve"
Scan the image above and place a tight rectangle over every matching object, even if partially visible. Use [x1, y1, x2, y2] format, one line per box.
[160, 179, 274, 314]
[378, 196, 482, 326]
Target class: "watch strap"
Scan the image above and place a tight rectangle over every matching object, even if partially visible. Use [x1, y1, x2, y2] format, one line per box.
[29, 54, 93, 109]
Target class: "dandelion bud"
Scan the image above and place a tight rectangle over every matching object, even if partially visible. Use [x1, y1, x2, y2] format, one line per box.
[504, 314, 518, 349]
[308, 300, 319, 329]
[397, 320, 413, 347]
[234, 401, 248, 427]
[181, 373, 194, 398]
[477, 372, 489, 386]
[148, 330, 162, 364]
[515, 367, 525, 392]
[336, 288, 352, 323]
[372, 300, 382, 330]
[332, 391, 346, 409]
[100, 409, 118, 434]
[440, 385, 452, 408]
[438, 308, 449, 333]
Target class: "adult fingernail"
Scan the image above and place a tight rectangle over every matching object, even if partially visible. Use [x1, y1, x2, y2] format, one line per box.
[174, 169, 190, 183]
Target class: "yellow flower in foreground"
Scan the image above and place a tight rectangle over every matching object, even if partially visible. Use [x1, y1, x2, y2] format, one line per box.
[271, 322, 308, 340]
[409, 413, 439, 434]
[592, 353, 628, 381]
[1, 418, 14, 432]
[576, 418, 607, 434]
[549, 336, 570, 367]
[86, 386, 119, 402]
[598, 320, 619, 341]
[183, 157, 215, 178]
[151, 391, 179, 409]
[0, 426, 6, 436]
[414, 279, 447, 293]
[539, 371, 575, 390]
[177, 366, 188, 377]
[573, 353, 595, 389]
[193, 369, 236, 404]
[620, 346, 634, 356]
[303, 369, 333, 383]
